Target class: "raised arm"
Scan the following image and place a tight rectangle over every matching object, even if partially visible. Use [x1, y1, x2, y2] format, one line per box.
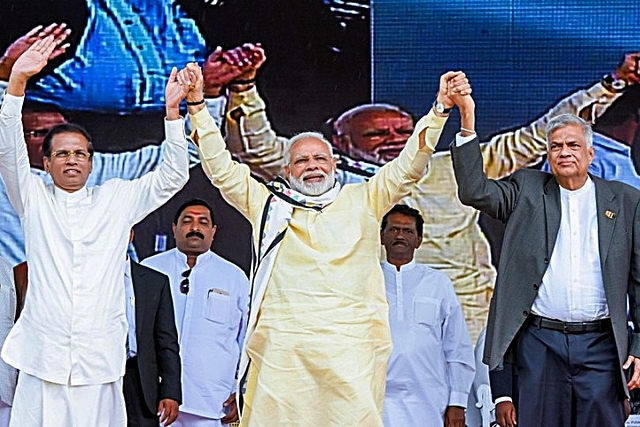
[0, 35, 69, 215]
[119, 66, 190, 224]
[449, 88, 521, 221]
[480, 52, 640, 179]
[366, 71, 471, 218]
[186, 63, 269, 222]
[219, 44, 291, 182]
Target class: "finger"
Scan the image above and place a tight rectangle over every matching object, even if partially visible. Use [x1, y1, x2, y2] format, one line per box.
[49, 45, 70, 61]
[24, 25, 44, 39]
[206, 46, 223, 63]
[48, 23, 69, 38]
[623, 355, 634, 369]
[170, 406, 179, 422]
[221, 50, 239, 66]
[39, 23, 60, 37]
[235, 48, 253, 66]
[52, 28, 72, 46]
[252, 47, 266, 64]
[630, 362, 640, 388]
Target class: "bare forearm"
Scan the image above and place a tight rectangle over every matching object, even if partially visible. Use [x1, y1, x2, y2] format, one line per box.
[6, 72, 28, 97]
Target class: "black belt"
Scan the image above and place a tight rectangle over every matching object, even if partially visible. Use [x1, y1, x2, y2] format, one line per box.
[528, 314, 612, 334]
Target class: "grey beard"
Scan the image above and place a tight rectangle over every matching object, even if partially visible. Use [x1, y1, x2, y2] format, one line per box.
[288, 172, 336, 196]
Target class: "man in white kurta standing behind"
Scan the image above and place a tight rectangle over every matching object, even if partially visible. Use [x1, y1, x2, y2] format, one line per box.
[380, 204, 475, 427]
[185, 61, 472, 426]
[0, 36, 190, 425]
[142, 198, 249, 426]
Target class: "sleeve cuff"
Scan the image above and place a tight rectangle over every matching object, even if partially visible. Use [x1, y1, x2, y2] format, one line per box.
[448, 391, 469, 409]
[205, 97, 226, 128]
[229, 86, 265, 116]
[414, 111, 448, 152]
[0, 92, 24, 117]
[164, 116, 185, 142]
[455, 132, 476, 146]
[494, 396, 513, 404]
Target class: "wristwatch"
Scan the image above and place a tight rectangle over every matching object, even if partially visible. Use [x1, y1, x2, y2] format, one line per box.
[602, 74, 627, 93]
[433, 99, 452, 114]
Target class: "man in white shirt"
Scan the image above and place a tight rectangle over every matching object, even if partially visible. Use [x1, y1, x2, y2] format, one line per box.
[0, 36, 190, 425]
[142, 199, 249, 427]
[380, 204, 475, 427]
[0, 24, 230, 265]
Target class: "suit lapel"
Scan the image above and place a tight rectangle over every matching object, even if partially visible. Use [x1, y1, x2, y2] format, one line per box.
[594, 177, 617, 268]
[543, 178, 561, 259]
[130, 261, 147, 340]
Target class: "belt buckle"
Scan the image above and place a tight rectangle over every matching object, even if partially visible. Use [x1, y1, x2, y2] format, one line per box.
[563, 323, 568, 334]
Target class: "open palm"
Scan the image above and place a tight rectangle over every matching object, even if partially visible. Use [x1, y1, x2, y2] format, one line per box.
[12, 37, 57, 79]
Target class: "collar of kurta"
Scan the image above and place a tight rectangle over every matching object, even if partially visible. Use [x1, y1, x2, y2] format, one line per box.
[382, 258, 418, 273]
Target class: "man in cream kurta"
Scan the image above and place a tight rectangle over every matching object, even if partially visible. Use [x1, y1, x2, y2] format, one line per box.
[186, 64, 471, 425]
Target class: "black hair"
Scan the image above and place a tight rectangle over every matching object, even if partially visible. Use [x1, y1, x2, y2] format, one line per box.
[42, 123, 94, 157]
[173, 198, 216, 225]
[381, 204, 424, 237]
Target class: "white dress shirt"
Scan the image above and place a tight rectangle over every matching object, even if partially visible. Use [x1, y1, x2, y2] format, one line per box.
[142, 248, 249, 419]
[382, 259, 475, 426]
[0, 93, 188, 385]
[532, 177, 609, 321]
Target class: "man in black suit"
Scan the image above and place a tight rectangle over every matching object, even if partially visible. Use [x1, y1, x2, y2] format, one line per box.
[123, 232, 182, 426]
[449, 88, 640, 426]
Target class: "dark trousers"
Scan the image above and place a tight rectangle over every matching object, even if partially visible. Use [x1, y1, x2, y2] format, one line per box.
[516, 323, 626, 427]
[123, 357, 160, 427]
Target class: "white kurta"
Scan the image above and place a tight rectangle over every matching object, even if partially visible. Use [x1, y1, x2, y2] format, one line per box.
[0, 93, 189, 386]
[0, 256, 16, 425]
[382, 259, 475, 426]
[142, 249, 249, 419]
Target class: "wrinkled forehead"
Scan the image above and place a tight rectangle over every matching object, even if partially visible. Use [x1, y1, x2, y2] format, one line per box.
[548, 124, 586, 144]
[289, 138, 332, 158]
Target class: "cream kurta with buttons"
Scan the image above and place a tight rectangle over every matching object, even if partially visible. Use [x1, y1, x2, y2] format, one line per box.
[194, 105, 443, 426]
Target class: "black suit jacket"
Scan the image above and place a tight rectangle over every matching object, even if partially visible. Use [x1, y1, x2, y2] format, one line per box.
[129, 261, 182, 413]
[451, 137, 640, 396]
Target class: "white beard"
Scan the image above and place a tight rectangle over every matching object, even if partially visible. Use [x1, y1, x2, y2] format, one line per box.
[288, 170, 336, 196]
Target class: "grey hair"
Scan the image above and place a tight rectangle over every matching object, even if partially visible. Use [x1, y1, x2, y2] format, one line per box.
[283, 131, 334, 166]
[545, 113, 593, 148]
[332, 103, 410, 136]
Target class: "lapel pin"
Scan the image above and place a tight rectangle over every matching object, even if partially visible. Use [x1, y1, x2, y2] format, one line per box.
[604, 210, 615, 220]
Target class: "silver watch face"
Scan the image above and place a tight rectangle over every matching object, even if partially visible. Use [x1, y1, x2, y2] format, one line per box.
[611, 78, 627, 91]
[435, 101, 445, 113]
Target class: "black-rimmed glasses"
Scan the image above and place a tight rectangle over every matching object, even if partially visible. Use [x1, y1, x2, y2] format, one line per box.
[180, 269, 192, 294]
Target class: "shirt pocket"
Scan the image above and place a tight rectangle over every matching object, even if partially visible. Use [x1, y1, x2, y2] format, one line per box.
[204, 290, 230, 324]
[413, 297, 438, 327]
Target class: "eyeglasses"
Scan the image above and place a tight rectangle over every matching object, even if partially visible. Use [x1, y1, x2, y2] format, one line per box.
[49, 149, 92, 161]
[180, 269, 192, 294]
